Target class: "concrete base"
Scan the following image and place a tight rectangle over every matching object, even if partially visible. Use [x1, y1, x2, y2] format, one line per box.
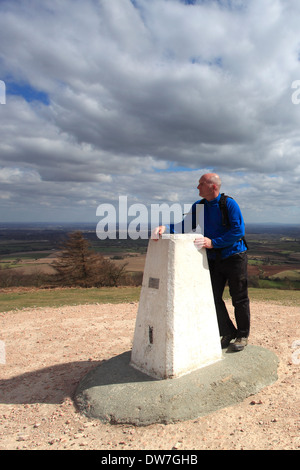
[74, 346, 278, 426]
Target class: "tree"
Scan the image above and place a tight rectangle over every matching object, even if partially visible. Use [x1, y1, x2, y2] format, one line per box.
[53, 231, 127, 287]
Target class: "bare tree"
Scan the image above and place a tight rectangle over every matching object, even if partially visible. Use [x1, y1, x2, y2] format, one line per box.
[53, 231, 127, 287]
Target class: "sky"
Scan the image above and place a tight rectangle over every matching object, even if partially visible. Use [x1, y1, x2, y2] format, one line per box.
[1, 0, 300, 226]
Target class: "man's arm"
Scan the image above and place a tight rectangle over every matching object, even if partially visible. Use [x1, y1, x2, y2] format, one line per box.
[211, 198, 245, 249]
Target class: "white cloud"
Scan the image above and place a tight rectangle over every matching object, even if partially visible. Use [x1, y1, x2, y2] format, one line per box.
[0, 167, 41, 184]
[0, 0, 300, 223]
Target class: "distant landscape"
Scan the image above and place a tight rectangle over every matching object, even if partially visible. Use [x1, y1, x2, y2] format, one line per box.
[0, 222, 300, 291]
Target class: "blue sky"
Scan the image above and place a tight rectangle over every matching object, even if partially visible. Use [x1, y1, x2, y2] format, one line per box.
[6, 82, 50, 105]
[0, 0, 300, 225]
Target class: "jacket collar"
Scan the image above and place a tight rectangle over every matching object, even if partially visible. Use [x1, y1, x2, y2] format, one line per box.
[205, 193, 221, 205]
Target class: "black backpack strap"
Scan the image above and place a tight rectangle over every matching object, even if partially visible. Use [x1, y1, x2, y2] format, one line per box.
[219, 193, 230, 227]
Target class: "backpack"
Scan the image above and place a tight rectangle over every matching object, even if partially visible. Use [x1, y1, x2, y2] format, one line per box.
[196, 193, 248, 249]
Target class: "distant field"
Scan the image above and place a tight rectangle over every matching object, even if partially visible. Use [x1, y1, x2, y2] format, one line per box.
[109, 253, 146, 272]
[0, 250, 146, 276]
[3, 249, 300, 288]
[1, 225, 300, 292]
[0, 251, 57, 275]
[269, 269, 300, 280]
[2, 247, 299, 277]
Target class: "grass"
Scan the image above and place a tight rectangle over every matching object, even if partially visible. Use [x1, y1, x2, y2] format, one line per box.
[224, 287, 300, 305]
[270, 270, 300, 280]
[0, 286, 299, 313]
[248, 259, 264, 266]
[255, 279, 300, 290]
[0, 287, 141, 313]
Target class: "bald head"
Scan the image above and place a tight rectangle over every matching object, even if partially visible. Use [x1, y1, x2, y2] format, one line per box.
[204, 173, 221, 189]
[197, 173, 221, 201]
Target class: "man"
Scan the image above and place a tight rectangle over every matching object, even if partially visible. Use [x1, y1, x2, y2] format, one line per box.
[153, 173, 250, 351]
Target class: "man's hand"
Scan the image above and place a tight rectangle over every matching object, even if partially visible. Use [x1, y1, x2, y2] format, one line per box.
[152, 225, 166, 241]
[203, 237, 213, 249]
[194, 236, 213, 249]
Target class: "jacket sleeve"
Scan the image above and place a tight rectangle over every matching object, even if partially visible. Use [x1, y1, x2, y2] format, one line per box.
[211, 198, 245, 248]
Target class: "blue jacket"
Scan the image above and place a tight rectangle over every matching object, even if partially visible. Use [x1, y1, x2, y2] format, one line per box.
[170, 193, 247, 260]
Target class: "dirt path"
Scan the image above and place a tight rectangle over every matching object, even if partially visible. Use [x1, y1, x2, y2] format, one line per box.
[0, 300, 299, 450]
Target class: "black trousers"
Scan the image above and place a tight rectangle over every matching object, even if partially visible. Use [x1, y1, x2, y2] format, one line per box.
[208, 252, 250, 338]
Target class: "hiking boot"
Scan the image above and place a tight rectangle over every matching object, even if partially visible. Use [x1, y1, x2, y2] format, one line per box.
[231, 337, 248, 352]
[221, 334, 236, 349]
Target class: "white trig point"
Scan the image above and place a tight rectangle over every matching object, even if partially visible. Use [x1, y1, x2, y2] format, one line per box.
[130, 234, 222, 379]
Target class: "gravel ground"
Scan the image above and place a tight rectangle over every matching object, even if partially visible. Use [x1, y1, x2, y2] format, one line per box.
[0, 300, 299, 450]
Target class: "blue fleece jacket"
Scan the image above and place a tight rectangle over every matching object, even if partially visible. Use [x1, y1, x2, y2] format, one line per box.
[170, 193, 247, 260]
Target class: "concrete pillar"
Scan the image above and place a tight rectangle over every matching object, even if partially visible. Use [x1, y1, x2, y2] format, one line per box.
[130, 234, 222, 379]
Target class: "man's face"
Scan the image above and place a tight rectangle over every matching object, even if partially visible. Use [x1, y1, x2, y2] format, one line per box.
[197, 176, 213, 199]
